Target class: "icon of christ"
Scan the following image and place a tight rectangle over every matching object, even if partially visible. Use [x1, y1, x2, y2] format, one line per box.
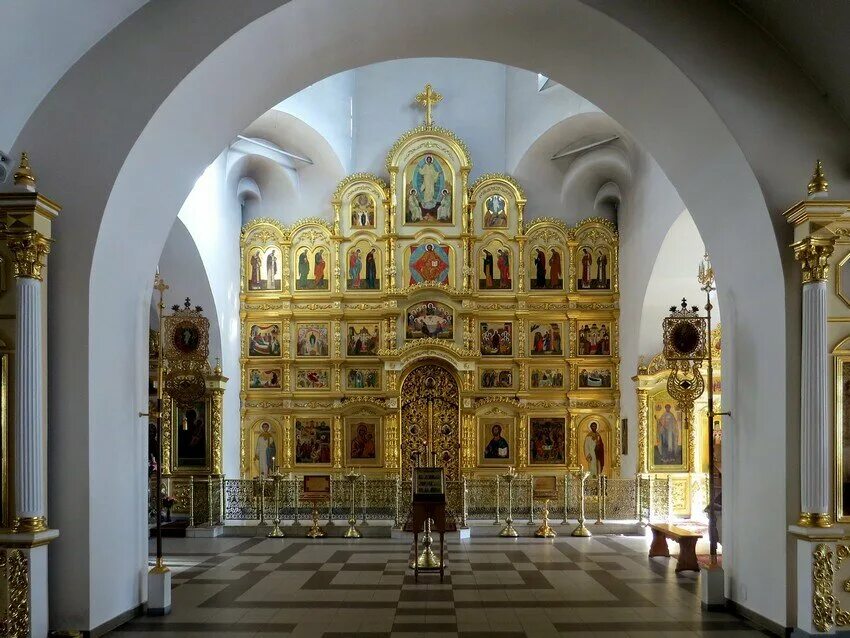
[408, 243, 450, 285]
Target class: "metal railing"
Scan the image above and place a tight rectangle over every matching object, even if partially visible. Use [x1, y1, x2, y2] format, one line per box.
[150, 471, 681, 529]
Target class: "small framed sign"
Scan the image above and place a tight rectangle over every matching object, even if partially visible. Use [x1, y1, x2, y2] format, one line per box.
[413, 467, 445, 502]
[302, 474, 331, 501]
[532, 476, 558, 500]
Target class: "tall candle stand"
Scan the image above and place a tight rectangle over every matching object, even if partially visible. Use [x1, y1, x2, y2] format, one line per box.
[499, 467, 518, 538]
[571, 472, 592, 537]
[258, 477, 268, 527]
[344, 469, 362, 538]
[267, 470, 285, 538]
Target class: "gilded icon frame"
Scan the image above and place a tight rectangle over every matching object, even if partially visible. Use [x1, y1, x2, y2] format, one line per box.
[293, 367, 331, 392]
[293, 416, 334, 468]
[478, 417, 515, 467]
[344, 417, 383, 467]
[527, 416, 568, 468]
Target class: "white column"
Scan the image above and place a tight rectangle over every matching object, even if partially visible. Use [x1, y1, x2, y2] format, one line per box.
[14, 277, 45, 527]
[800, 279, 830, 523]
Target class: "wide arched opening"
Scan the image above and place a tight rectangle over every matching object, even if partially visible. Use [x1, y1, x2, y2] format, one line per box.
[10, 1, 832, 631]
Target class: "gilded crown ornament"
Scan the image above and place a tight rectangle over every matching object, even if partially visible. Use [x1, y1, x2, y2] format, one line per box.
[12, 152, 36, 192]
[808, 159, 829, 198]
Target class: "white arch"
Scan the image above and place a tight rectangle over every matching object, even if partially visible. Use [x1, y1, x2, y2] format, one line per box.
[12, 0, 848, 629]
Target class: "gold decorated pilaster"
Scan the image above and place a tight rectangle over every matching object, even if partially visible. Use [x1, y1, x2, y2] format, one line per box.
[333, 416, 342, 469]
[517, 239, 525, 293]
[384, 414, 399, 470]
[517, 318, 526, 357]
[387, 237, 397, 291]
[462, 413, 476, 469]
[388, 168, 398, 235]
[636, 389, 648, 474]
[283, 415, 293, 469]
[332, 201, 341, 236]
[793, 237, 835, 284]
[518, 362, 527, 392]
[211, 390, 223, 475]
[567, 414, 578, 467]
[281, 244, 291, 294]
[813, 543, 836, 633]
[207, 364, 227, 475]
[386, 370, 399, 393]
[518, 416, 528, 469]
[6, 232, 51, 281]
[0, 548, 29, 638]
[333, 363, 342, 392]
[240, 422, 247, 476]
[332, 320, 341, 359]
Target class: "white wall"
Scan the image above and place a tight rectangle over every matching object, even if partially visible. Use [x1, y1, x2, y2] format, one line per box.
[618, 151, 689, 476]
[276, 70, 356, 174]
[175, 153, 242, 477]
[505, 66, 600, 173]
[638, 210, 715, 360]
[155, 219, 222, 360]
[352, 58, 507, 178]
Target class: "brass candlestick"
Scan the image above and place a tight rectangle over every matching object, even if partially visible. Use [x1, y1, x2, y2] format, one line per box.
[267, 474, 284, 538]
[571, 472, 592, 537]
[344, 470, 362, 539]
[411, 517, 441, 569]
[499, 467, 518, 538]
[306, 500, 325, 538]
[594, 474, 604, 525]
[534, 499, 556, 538]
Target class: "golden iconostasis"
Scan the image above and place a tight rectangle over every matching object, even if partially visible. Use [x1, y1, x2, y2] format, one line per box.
[633, 326, 721, 518]
[239, 100, 620, 481]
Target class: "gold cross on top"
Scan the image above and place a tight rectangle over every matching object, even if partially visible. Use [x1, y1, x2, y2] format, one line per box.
[153, 272, 169, 295]
[415, 83, 443, 128]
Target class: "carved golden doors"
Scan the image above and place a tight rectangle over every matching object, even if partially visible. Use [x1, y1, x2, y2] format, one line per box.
[399, 363, 460, 481]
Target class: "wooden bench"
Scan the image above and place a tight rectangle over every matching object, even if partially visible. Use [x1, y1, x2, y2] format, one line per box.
[648, 523, 703, 573]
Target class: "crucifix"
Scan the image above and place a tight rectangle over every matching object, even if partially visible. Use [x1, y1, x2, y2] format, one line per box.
[415, 83, 443, 127]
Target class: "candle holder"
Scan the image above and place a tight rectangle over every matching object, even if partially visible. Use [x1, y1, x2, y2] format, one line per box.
[534, 499, 556, 538]
[571, 472, 592, 537]
[343, 469, 362, 539]
[499, 467, 518, 538]
[306, 500, 326, 538]
[412, 517, 441, 569]
[267, 474, 285, 538]
[257, 477, 268, 527]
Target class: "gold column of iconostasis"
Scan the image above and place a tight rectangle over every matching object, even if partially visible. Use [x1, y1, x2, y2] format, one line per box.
[239, 86, 621, 482]
[632, 325, 721, 518]
[148, 299, 228, 478]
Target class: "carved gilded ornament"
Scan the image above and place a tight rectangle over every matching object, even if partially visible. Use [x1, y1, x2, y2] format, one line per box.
[793, 238, 835, 284]
[6, 231, 50, 280]
[813, 543, 836, 633]
[331, 172, 389, 204]
[0, 549, 29, 638]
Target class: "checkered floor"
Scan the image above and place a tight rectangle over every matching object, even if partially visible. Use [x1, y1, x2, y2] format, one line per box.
[110, 533, 771, 637]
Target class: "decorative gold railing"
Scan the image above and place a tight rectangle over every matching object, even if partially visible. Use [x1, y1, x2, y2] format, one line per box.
[150, 472, 678, 528]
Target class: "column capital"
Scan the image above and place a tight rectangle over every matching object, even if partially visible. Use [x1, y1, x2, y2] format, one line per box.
[793, 237, 835, 284]
[4, 231, 51, 281]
